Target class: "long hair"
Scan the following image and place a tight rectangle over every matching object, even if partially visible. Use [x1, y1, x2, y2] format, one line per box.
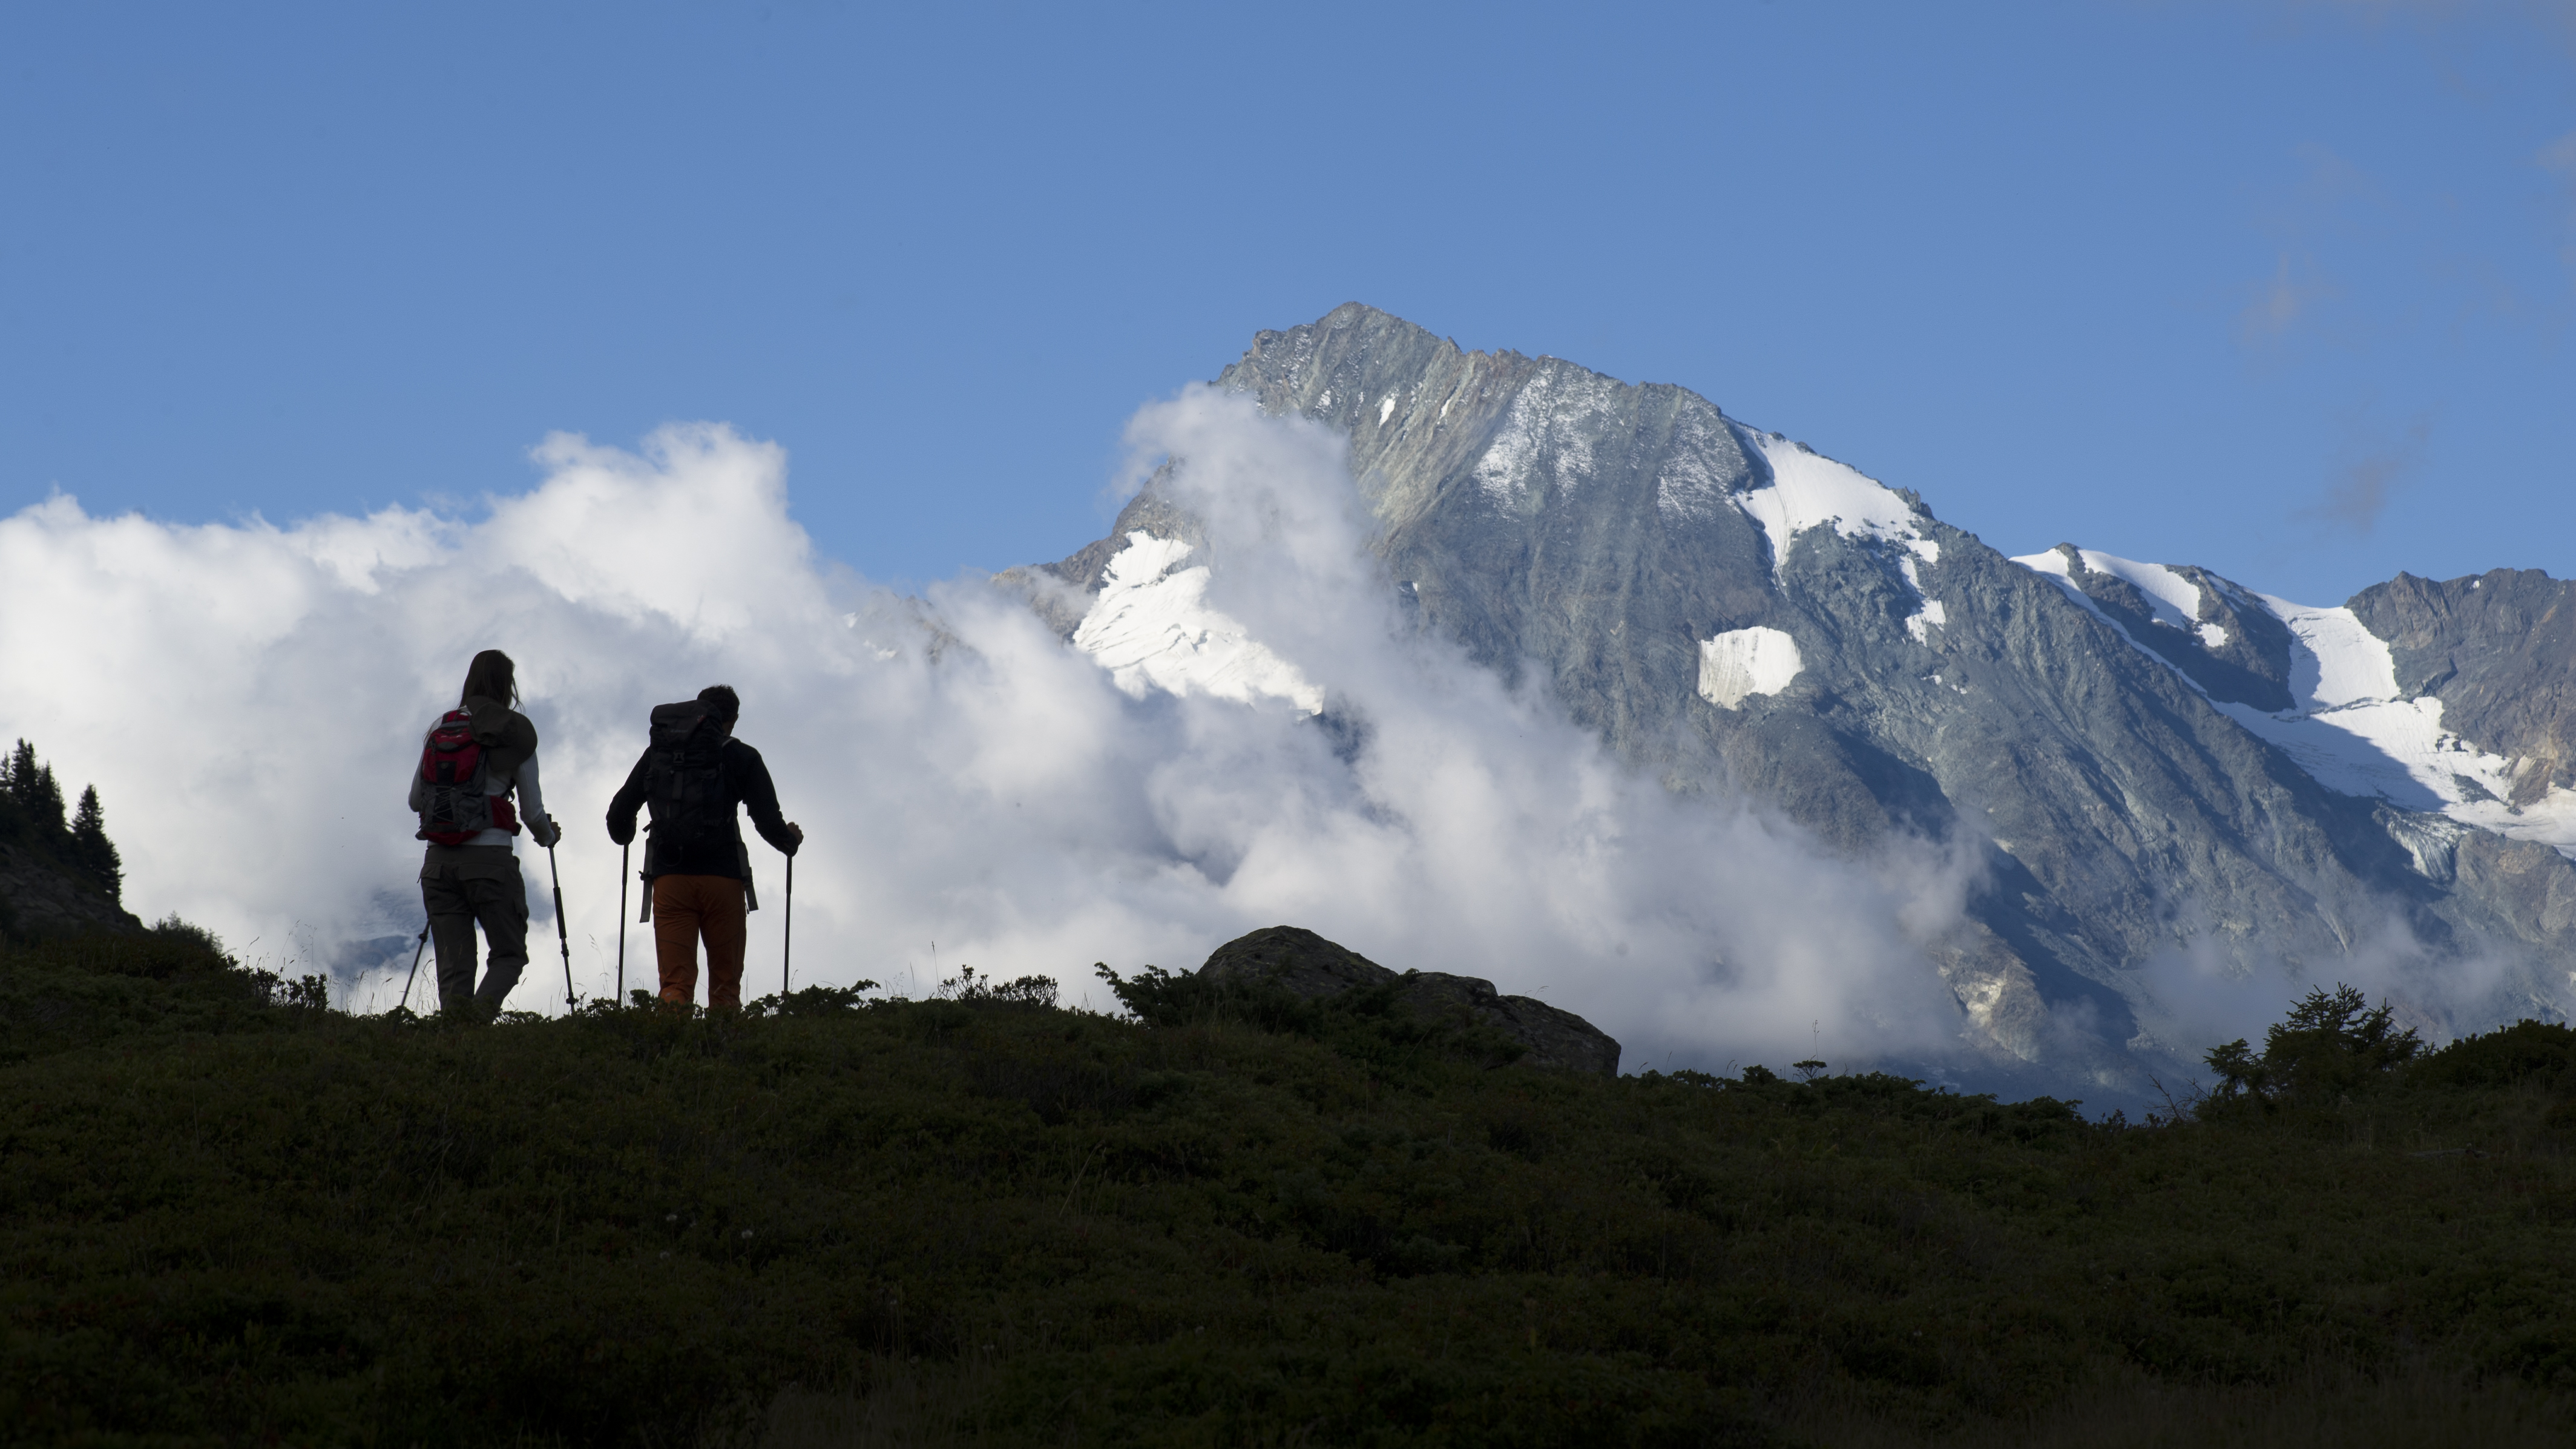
[459, 649, 519, 708]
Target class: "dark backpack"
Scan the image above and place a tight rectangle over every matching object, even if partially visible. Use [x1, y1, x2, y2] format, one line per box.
[414, 708, 520, 845]
[643, 702, 729, 870]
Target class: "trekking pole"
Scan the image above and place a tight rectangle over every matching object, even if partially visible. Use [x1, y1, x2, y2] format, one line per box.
[545, 842, 576, 1011]
[617, 841, 629, 1005]
[783, 852, 794, 997]
[396, 919, 429, 1015]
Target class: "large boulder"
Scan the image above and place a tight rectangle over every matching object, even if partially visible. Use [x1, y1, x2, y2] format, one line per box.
[1199, 926, 1622, 1077]
[1199, 925, 1396, 999]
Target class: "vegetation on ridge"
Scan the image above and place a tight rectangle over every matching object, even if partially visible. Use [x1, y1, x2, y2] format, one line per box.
[0, 740, 128, 936]
[5, 930, 2576, 1447]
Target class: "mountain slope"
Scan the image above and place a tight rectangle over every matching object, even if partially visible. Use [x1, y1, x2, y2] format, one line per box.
[1013, 304, 2576, 1091]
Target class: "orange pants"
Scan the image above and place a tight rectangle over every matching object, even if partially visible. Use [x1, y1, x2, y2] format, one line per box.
[652, 875, 748, 1010]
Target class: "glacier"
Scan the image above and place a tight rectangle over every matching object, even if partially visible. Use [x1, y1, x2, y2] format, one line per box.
[1069, 530, 1324, 714]
[2015, 546, 2576, 862]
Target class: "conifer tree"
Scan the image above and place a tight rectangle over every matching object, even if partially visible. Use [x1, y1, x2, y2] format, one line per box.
[72, 784, 123, 902]
[4, 742, 65, 832]
[28, 761, 65, 833]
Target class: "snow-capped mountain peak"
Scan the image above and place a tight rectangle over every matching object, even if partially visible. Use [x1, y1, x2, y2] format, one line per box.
[1008, 303, 2576, 1096]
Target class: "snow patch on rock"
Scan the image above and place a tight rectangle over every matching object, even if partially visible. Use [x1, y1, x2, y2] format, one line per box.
[2020, 546, 2232, 650]
[1071, 532, 1325, 714]
[1732, 428, 1943, 640]
[1732, 431, 1922, 566]
[2015, 547, 2576, 859]
[2060, 549, 2201, 630]
[1697, 627, 1802, 709]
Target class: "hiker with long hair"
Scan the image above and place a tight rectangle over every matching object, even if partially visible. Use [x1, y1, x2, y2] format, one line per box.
[409, 649, 562, 1018]
[604, 685, 802, 1011]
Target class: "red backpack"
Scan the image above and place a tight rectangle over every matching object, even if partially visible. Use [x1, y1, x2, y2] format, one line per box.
[414, 708, 521, 845]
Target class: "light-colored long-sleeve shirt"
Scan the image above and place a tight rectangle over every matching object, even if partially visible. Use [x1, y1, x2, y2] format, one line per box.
[410, 696, 556, 850]
[464, 753, 550, 849]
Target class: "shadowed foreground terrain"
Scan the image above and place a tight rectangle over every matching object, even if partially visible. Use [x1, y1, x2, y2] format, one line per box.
[6, 930, 2576, 1447]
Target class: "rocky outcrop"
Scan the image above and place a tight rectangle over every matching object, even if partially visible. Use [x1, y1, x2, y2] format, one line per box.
[2046, 547, 2295, 711]
[0, 840, 143, 941]
[2349, 570, 2576, 806]
[1199, 925, 1623, 1077]
[1200, 925, 1393, 999]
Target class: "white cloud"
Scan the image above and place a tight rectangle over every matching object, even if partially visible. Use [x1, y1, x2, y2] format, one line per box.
[1, 393, 1988, 1076]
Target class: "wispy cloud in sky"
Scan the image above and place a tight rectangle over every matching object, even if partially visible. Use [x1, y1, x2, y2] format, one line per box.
[2235, 146, 2380, 351]
[2542, 130, 2576, 275]
[2296, 412, 2434, 533]
[2236, 252, 2336, 346]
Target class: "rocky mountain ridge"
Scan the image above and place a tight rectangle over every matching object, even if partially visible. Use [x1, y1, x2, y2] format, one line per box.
[1007, 304, 2576, 1094]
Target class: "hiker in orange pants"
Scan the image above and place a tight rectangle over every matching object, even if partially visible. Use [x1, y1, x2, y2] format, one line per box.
[603, 685, 802, 1011]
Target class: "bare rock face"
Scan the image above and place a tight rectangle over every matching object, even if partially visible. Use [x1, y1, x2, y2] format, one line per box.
[2045, 547, 2295, 711]
[1198, 925, 1622, 1077]
[2349, 570, 2576, 806]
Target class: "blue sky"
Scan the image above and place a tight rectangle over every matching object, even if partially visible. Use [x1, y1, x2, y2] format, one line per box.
[4, 1, 2571, 606]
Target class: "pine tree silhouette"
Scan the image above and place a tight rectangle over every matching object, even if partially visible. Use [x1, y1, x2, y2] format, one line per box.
[73, 784, 123, 903]
[1, 740, 125, 908]
[5, 740, 67, 833]
[4, 740, 33, 803]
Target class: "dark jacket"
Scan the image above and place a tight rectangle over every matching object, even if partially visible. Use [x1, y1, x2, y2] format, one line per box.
[605, 736, 796, 880]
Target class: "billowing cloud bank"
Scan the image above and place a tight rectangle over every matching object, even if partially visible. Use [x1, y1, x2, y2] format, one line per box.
[1, 392, 1991, 1074]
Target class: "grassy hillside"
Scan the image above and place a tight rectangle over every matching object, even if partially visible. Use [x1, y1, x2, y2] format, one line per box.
[5, 931, 2576, 1447]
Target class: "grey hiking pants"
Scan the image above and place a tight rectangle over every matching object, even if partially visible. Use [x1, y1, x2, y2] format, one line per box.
[420, 846, 529, 1016]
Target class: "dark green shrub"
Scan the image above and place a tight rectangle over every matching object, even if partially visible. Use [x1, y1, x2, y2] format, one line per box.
[2202, 983, 2421, 1111]
[935, 966, 1059, 1008]
[2410, 1019, 2576, 1092]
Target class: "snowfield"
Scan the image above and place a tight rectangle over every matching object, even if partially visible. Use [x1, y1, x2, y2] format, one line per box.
[1731, 427, 1944, 644]
[2015, 548, 2576, 862]
[2031, 547, 2207, 636]
[1070, 532, 1326, 713]
[1698, 627, 1803, 709]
